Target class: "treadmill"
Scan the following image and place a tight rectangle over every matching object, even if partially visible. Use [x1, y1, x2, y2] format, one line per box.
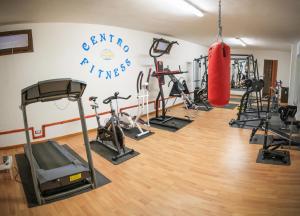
[21, 78, 97, 205]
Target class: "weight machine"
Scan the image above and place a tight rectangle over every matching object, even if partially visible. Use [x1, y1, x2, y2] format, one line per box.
[253, 96, 300, 165]
[230, 54, 259, 89]
[149, 38, 193, 131]
[192, 55, 212, 111]
[229, 78, 265, 128]
[168, 71, 202, 110]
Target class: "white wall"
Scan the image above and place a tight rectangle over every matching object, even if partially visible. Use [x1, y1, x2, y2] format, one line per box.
[231, 48, 291, 87]
[0, 23, 207, 147]
[289, 41, 300, 120]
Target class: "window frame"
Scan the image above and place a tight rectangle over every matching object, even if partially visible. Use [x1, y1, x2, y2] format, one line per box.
[0, 29, 33, 56]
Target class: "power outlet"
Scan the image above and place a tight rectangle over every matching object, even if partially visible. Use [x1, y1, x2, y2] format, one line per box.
[34, 130, 42, 135]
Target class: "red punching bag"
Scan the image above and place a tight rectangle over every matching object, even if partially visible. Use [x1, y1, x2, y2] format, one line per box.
[207, 0, 231, 107]
[208, 42, 231, 106]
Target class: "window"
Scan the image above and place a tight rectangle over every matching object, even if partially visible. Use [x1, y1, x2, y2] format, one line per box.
[0, 29, 33, 56]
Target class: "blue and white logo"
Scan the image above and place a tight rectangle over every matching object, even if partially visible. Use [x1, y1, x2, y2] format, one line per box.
[101, 49, 114, 60]
[80, 33, 132, 80]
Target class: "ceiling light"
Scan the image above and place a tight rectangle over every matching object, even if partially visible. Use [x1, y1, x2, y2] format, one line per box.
[176, 0, 204, 17]
[151, 0, 204, 17]
[236, 37, 247, 47]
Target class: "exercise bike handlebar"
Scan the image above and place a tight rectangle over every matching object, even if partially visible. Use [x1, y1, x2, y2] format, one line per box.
[103, 93, 131, 104]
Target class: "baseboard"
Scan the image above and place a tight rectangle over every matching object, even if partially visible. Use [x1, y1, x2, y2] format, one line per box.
[0, 128, 98, 150]
[0, 102, 184, 150]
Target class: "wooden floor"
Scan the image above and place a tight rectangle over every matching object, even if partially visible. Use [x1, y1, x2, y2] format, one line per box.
[1, 105, 300, 216]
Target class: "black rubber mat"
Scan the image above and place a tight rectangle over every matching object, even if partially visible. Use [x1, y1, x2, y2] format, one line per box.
[90, 141, 139, 165]
[228, 112, 275, 129]
[150, 116, 193, 132]
[256, 149, 291, 166]
[218, 103, 238, 109]
[249, 134, 273, 144]
[182, 105, 212, 112]
[194, 102, 213, 111]
[237, 112, 278, 122]
[197, 106, 213, 111]
[122, 127, 154, 140]
[229, 119, 262, 129]
[15, 145, 111, 208]
[240, 112, 267, 118]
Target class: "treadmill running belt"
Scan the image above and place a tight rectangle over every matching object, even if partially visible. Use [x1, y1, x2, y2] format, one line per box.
[32, 141, 72, 170]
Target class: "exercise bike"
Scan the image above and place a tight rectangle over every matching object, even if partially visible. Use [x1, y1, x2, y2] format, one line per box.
[117, 70, 152, 139]
[89, 93, 135, 161]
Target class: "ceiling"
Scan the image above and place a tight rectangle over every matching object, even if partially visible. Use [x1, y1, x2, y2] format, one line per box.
[1, 0, 300, 51]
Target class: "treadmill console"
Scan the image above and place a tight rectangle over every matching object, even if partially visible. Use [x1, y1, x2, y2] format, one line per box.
[21, 78, 87, 106]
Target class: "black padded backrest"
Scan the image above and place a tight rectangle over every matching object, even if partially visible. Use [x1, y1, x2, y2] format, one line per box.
[278, 105, 298, 122]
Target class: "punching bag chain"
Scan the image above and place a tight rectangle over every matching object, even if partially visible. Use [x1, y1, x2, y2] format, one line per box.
[217, 0, 223, 42]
